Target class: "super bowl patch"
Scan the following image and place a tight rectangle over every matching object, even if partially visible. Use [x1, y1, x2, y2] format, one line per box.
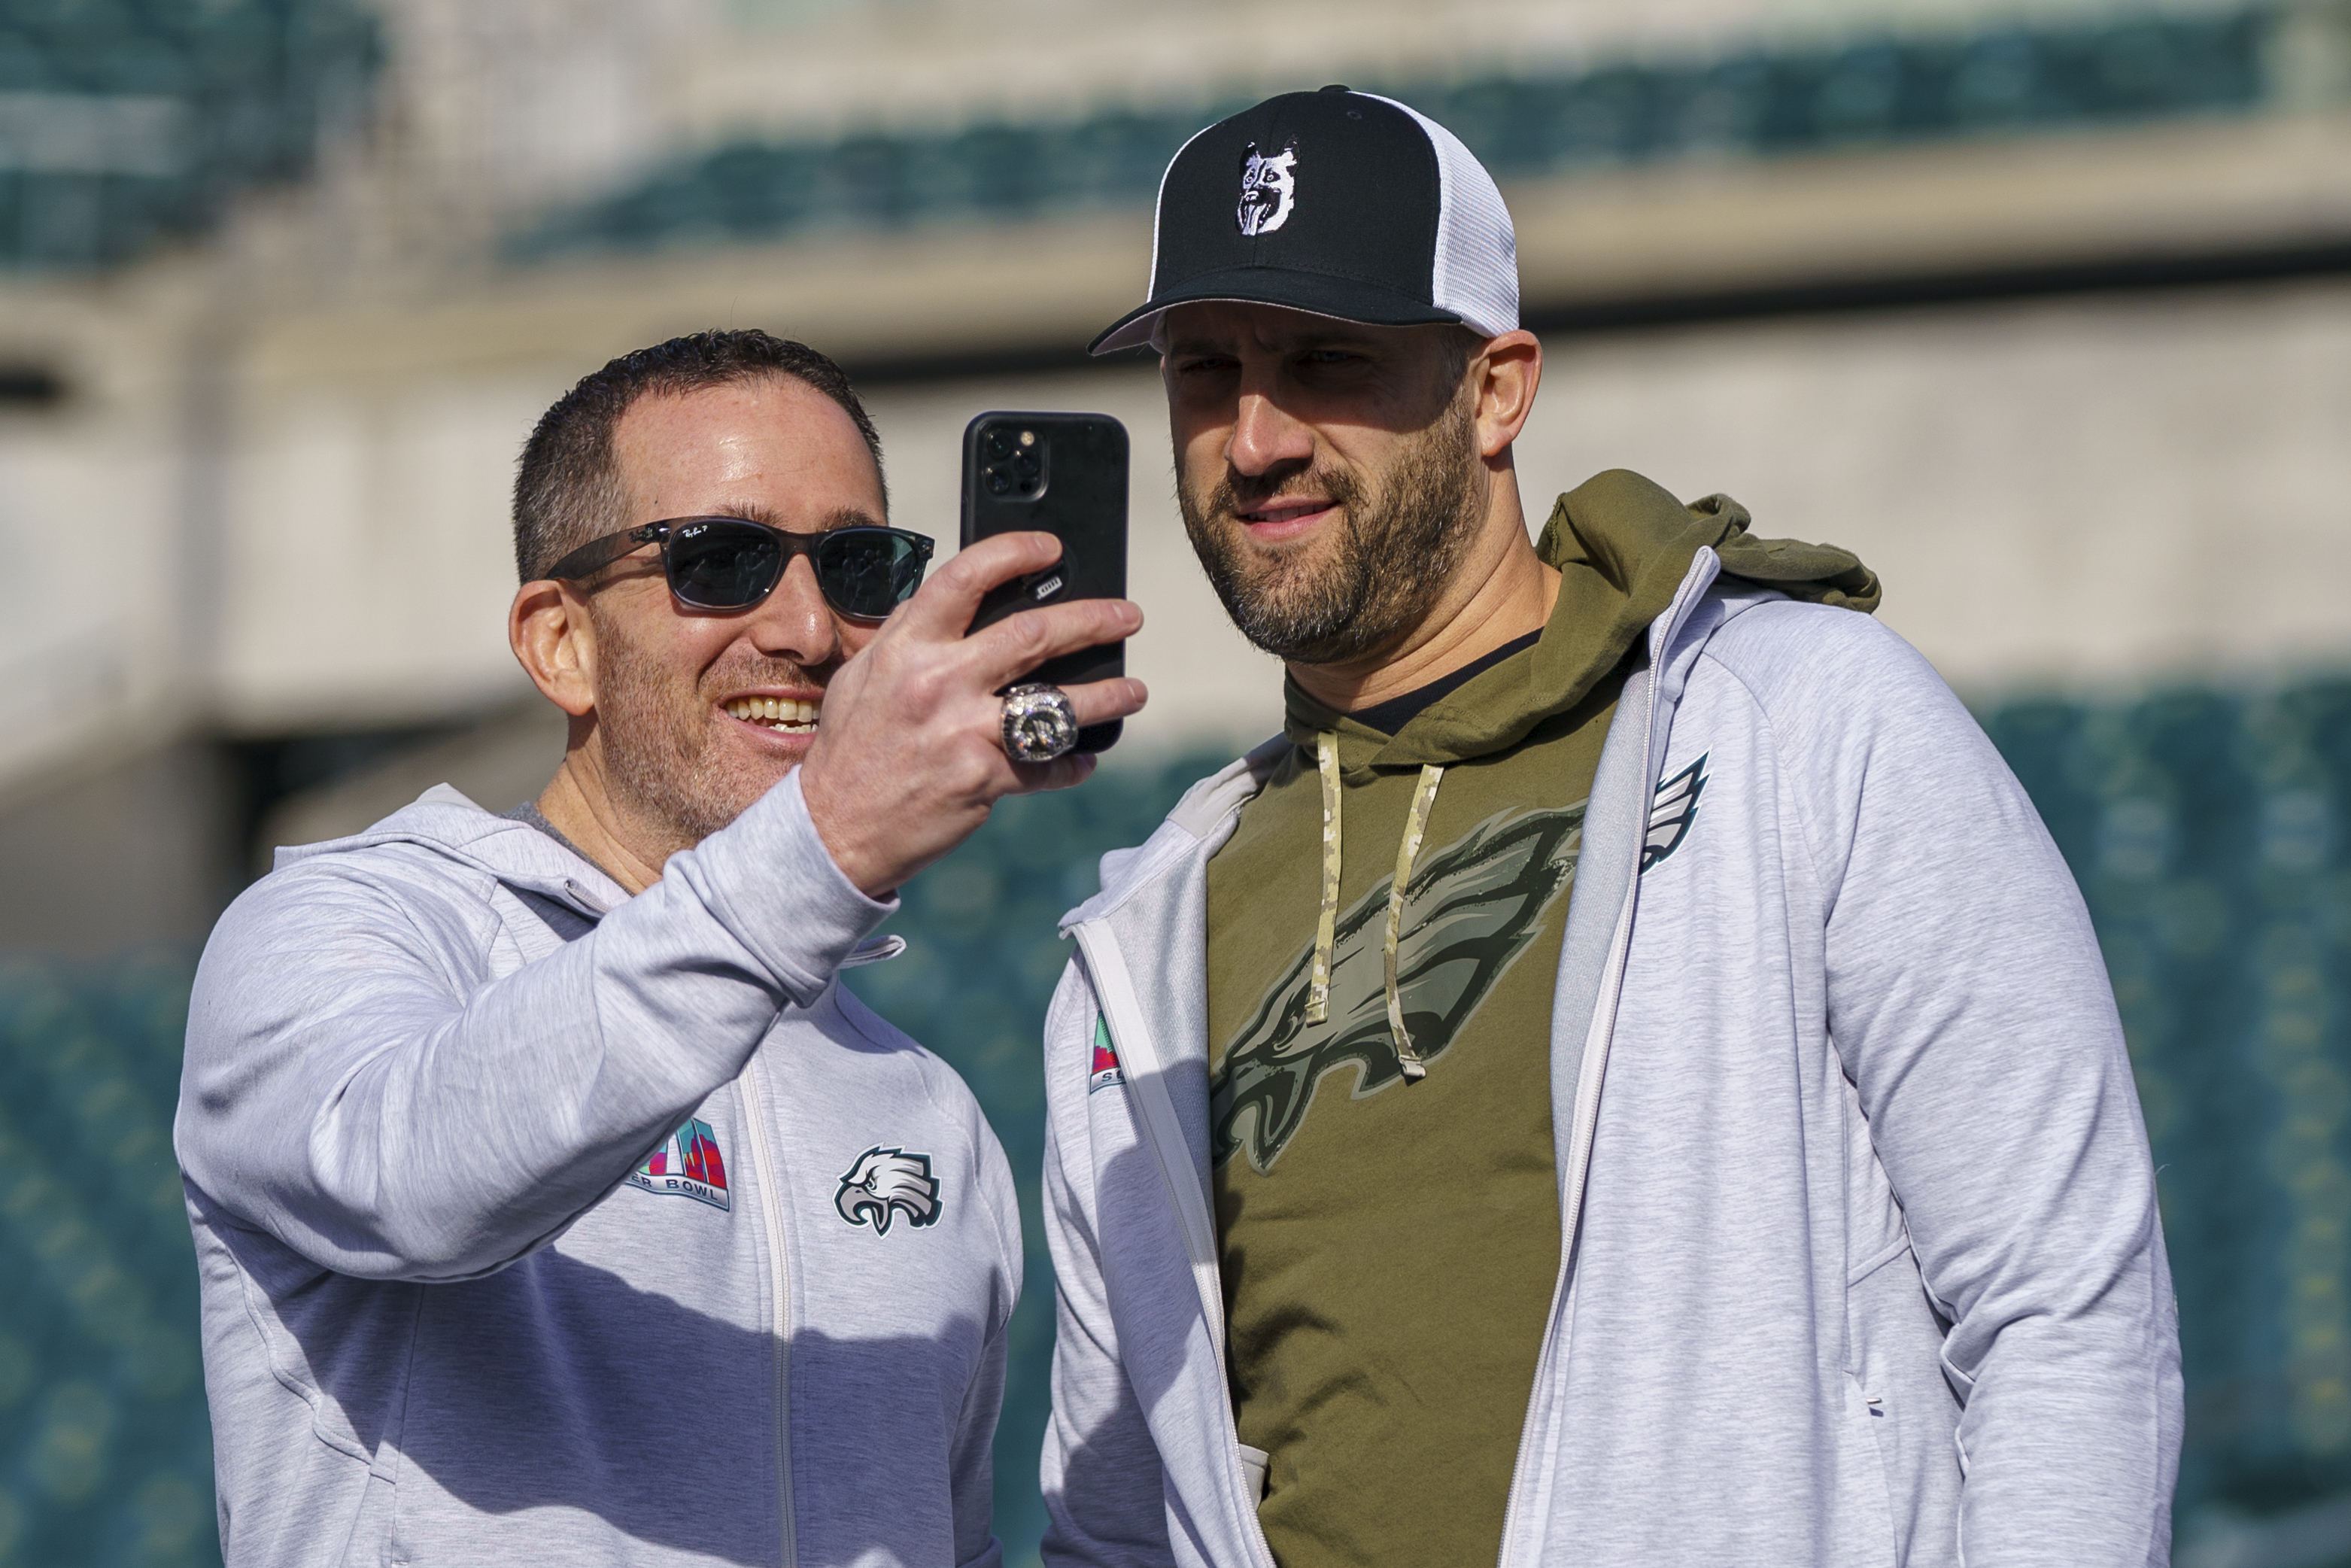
[1089, 1016, 1125, 1093]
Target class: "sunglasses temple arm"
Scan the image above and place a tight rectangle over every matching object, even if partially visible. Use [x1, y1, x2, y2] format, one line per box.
[543, 525, 665, 585]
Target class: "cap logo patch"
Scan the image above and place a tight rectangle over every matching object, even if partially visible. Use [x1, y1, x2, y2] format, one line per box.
[1235, 140, 1298, 236]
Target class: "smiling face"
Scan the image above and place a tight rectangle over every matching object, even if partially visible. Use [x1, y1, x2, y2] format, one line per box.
[1163, 302, 1486, 665]
[579, 375, 893, 848]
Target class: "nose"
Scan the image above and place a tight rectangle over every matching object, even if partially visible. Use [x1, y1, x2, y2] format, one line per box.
[1227, 387, 1314, 479]
[744, 551, 843, 668]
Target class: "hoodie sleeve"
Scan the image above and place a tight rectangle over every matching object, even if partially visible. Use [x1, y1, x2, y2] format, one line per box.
[1038, 961, 1179, 1568]
[174, 770, 892, 1281]
[1751, 608, 2182, 1567]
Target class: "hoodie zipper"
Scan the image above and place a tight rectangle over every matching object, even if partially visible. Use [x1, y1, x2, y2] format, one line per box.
[1493, 552, 1718, 1568]
[738, 1059, 799, 1568]
[1070, 922, 1280, 1568]
[1077, 552, 1718, 1568]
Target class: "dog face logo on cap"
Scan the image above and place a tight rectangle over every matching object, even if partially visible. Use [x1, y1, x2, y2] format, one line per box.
[1236, 140, 1299, 236]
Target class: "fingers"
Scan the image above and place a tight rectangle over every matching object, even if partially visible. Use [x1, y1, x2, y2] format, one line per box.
[892, 532, 1065, 639]
[1056, 676, 1149, 730]
[996, 750, 1095, 796]
[969, 597, 1143, 690]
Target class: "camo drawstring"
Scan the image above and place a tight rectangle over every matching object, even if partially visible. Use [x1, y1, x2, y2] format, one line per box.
[1308, 731, 1342, 1024]
[1384, 764, 1444, 1080]
[1306, 728, 1444, 1083]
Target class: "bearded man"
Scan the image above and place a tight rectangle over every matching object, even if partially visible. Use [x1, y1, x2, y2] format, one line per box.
[1037, 90, 2179, 1568]
[176, 330, 1145, 1567]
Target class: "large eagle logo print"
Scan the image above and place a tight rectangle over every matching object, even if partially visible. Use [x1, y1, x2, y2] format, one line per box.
[834, 1147, 941, 1235]
[1210, 803, 1587, 1175]
[1208, 756, 1711, 1176]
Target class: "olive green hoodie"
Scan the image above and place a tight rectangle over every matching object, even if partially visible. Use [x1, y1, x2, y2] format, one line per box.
[1202, 469, 1876, 1568]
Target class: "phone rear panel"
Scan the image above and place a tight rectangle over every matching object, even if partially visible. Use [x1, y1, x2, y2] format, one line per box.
[960, 411, 1128, 750]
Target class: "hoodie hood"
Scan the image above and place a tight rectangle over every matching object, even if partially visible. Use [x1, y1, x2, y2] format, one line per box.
[269, 784, 908, 968]
[273, 784, 632, 916]
[1283, 468, 1879, 776]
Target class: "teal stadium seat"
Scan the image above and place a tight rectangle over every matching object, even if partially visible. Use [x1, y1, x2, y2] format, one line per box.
[0, 0, 378, 273]
[510, 5, 2282, 264]
[0, 951, 214, 1566]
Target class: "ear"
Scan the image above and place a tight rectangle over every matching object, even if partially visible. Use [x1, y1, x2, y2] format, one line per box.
[1470, 330, 1543, 461]
[509, 579, 599, 719]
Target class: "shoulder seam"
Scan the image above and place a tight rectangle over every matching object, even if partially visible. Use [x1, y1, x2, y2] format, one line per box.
[1691, 646, 1839, 911]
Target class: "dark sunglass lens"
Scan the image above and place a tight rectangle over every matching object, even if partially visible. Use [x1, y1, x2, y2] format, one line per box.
[817, 531, 926, 618]
[668, 522, 781, 607]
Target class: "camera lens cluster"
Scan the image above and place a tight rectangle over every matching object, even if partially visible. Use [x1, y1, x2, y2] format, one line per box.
[981, 426, 1044, 497]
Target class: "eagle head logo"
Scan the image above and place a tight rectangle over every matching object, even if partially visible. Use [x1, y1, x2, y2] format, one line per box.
[834, 1147, 941, 1235]
[1236, 140, 1298, 236]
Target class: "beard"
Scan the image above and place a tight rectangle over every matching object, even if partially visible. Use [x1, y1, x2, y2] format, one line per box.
[1177, 390, 1484, 665]
[586, 604, 811, 851]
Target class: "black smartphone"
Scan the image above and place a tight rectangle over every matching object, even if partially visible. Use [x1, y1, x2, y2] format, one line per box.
[960, 410, 1129, 754]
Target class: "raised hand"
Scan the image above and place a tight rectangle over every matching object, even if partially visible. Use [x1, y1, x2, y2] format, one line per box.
[798, 531, 1147, 896]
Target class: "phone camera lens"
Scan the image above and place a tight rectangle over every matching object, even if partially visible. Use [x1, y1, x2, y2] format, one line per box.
[1013, 452, 1040, 479]
[984, 429, 1016, 460]
[985, 469, 1012, 495]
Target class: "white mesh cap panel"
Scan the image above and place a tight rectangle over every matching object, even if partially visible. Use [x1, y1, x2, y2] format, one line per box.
[1365, 94, 1519, 339]
[1143, 120, 1218, 305]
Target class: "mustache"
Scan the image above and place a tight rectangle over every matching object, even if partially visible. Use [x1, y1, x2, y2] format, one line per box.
[697, 654, 837, 700]
[1200, 463, 1365, 523]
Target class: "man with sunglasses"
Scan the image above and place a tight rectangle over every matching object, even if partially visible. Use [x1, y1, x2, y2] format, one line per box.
[176, 330, 1144, 1568]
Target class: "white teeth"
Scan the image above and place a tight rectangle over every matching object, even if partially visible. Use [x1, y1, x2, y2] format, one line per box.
[724, 696, 819, 731]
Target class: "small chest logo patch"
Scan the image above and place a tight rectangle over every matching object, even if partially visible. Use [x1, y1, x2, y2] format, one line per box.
[835, 1147, 941, 1235]
[1236, 140, 1298, 236]
[1642, 755, 1709, 871]
[1089, 1016, 1125, 1093]
[630, 1118, 730, 1211]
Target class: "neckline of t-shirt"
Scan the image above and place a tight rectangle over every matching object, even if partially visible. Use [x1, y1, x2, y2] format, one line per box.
[1344, 628, 1544, 737]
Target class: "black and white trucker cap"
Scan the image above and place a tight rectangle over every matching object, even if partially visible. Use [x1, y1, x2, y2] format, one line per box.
[1089, 85, 1519, 354]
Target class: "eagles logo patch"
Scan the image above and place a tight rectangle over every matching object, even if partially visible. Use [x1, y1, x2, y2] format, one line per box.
[834, 1147, 941, 1235]
[1644, 756, 1708, 871]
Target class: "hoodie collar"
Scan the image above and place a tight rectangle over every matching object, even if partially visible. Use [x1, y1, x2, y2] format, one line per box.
[1279, 469, 1879, 778]
[275, 784, 630, 917]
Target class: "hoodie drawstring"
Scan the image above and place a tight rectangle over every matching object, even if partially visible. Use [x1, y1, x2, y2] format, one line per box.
[1383, 763, 1444, 1080]
[1308, 731, 1342, 1024]
[1308, 728, 1444, 1082]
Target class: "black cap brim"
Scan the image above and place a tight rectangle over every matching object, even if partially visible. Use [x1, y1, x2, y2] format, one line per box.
[1089, 265, 1462, 355]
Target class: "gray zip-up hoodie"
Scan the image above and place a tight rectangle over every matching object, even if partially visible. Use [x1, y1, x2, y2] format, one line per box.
[175, 770, 1020, 1568]
[1037, 549, 2181, 1567]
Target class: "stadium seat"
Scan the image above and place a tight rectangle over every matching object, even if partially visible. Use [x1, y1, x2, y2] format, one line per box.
[508, 5, 2283, 265]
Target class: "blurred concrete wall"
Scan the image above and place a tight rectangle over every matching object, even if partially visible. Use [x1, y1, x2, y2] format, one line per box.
[3, 0, 2349, 940]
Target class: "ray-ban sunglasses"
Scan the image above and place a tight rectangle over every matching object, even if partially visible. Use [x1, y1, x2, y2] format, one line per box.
[546, 516, 934, 619]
